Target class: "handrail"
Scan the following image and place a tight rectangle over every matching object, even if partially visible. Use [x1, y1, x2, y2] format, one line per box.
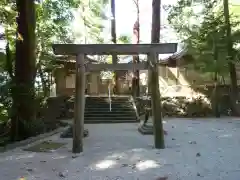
[108, 84, 112, 111]
[130, 96, 140, 121]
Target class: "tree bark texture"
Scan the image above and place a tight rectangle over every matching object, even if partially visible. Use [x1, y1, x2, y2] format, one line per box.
[132, 0, 140, 98]
[11, 0, 36, 140]
[213, 40, 220, 118]
[111, 0, 119, 94]
[223, 0, 239, 115]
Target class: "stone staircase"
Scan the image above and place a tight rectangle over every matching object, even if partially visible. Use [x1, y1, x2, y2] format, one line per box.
[84, 96, 138, 124]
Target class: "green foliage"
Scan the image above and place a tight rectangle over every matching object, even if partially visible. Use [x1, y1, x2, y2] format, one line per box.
[74, 0, 108, 43]
[0, 0, 111, 139]
[118, 35, 131, 44]
[35, 0, 81, 96]
[0, 73, 11, 124]
[167, 0, 240, 76]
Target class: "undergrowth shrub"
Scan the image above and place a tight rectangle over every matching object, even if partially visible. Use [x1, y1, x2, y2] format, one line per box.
[137, 96, 218, 117]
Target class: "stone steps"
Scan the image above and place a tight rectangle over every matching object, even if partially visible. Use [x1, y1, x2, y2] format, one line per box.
[84, 96, 138, 124]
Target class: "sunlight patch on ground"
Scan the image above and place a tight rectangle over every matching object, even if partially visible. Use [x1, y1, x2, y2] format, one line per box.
[95, 160, 116, 170]
[91, 148, 164, 172]
[135, 160, 161, 171]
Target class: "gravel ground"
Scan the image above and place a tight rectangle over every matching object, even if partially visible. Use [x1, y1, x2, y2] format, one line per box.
[1, 118, 240, 180]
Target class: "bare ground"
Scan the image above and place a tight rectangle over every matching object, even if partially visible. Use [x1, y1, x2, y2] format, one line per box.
[1, 118, 240, 180]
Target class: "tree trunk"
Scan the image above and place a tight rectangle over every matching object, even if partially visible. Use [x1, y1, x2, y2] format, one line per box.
[38, 63, 49, 97]
[11, 0, 36, 141]
[223, 0, 239, 115]
[132, 0, 140, 98]
[111, 0, 119, 94]
[213, 39, 220, 118]
[150, 0, 165, 149]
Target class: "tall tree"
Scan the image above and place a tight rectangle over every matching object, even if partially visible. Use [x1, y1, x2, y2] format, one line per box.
[111, 0, 119, 94]
[167, 0, 240, 99]
[11, 0, 36, 140]
[132, 0, 140, 98]
[223, 0, 239, 115]
[75, 0, 107, 43]
[0, 0, 112, 140]
[35, 0, 78, 97]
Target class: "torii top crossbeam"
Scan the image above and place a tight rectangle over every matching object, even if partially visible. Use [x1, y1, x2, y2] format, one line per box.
[52, 43, 177, 55]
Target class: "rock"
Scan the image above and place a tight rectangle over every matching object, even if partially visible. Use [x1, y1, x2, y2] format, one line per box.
[52, 168, 57, 172]
[121, 164, 128, 167]
[130, 164, 136, 169]
[58, 170, 68, 178]
[197, 173, 201, 176]
[172, 138, 175, 140]
[196, 152, 201, 157]
[26, 168, 33, 172]
[189, 141, 197, 144]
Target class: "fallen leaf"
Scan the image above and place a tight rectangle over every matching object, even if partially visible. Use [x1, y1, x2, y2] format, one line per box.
[58, 170, 68, 178]
[17, 33, 23, 41]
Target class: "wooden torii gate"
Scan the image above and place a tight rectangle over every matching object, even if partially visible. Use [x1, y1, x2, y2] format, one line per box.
[52, 43, 177, 153]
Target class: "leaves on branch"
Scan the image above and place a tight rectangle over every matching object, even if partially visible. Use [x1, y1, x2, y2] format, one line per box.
[167, 0, 240, 75]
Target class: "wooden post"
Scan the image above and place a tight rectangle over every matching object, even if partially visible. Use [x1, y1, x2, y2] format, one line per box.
[72, 54, 85, 153]
[149, 52, 165, 149]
